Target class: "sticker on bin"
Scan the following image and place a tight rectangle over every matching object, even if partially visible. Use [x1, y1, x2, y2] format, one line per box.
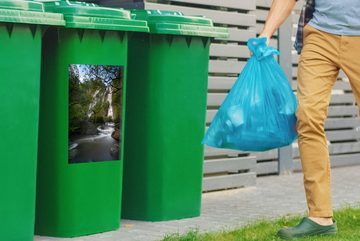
[68, 64, 123, 163]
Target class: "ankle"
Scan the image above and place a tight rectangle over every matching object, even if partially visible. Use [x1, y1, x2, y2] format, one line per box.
[309, 217, 333, 225]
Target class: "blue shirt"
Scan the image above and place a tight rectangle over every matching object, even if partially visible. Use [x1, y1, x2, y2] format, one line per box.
[308, 0, 360, 36]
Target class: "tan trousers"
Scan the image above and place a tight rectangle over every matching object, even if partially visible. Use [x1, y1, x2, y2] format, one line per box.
[297, 24, 360, 218]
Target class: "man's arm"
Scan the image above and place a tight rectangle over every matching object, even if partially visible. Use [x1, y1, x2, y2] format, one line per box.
[259, 0, 297, 43]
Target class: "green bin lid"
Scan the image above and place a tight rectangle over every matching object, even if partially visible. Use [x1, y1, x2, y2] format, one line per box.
[39, 1, 149, 32]
[0, 0, 64, 25]
[131, 10, 228, 38]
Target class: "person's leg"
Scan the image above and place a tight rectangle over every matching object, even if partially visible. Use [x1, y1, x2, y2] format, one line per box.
[277, 25, 340, 239]
[339, 35, 360, 112]
[296, 25, 340, 221]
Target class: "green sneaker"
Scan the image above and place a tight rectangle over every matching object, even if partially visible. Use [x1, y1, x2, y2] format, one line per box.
[276, 217, 337, 240]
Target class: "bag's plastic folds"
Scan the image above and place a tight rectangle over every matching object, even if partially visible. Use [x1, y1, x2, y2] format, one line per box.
[202, 37, 297, 152]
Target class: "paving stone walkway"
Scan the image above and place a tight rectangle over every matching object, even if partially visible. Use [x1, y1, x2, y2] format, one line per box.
[36, 165, 360, 241]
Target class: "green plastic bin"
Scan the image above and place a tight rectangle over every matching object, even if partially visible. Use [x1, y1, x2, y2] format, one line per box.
[122, 10, 228, 221]
[0, 1, 64, 240]
[35, 1, 148, 237]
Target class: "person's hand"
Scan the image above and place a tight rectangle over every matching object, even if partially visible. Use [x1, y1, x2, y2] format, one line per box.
[249, 35, 270, 56]
[258, 34, 270, 46]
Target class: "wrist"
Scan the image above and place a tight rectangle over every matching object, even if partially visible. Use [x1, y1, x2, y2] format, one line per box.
[259, 31, 272, 45]
[259, 31, 272, 39]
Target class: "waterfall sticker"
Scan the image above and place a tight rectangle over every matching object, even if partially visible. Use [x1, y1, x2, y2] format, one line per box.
[68, 64, 123, 163]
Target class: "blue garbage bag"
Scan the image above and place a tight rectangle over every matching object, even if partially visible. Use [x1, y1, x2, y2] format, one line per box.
[202, 37, 297, 152]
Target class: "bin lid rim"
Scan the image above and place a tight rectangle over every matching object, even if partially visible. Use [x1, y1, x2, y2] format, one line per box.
[62, 15, 149, 32]
[131, 9, 229, 38]
[0, 0, 44, 12]
[34, 1, 148, 31]
[0, 0, 65, 25]
[41, 1, 132, 20]
[131, 9, 213, 26]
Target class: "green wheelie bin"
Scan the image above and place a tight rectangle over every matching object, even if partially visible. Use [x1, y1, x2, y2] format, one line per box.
[35, 1, 148, 237]
[0, 1, 64, 240]
[122, 10, 228, 221]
